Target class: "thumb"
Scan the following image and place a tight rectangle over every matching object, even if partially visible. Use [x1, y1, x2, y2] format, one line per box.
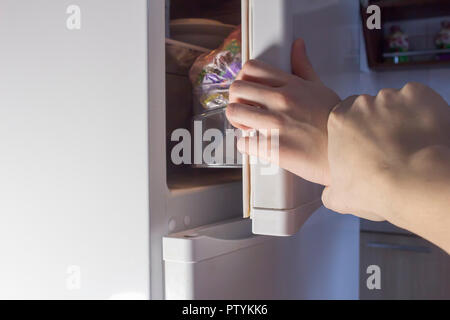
[321, 186, 340, 212]
[291, 38, 320, 82]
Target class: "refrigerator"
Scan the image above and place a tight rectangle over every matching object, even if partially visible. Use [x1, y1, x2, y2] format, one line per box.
[0, 0, 360, 299]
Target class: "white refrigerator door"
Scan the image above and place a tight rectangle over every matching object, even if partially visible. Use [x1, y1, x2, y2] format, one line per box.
[242, 0, 323, 236]
[163, 0, 360, 300]
[0, 0, 150, 299]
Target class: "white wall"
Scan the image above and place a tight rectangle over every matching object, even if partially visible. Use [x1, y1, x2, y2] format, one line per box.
[293, 1, 450, 102]
[285, 207, 360, 299]
[288, 0, 362, 300]
[371, 16, 450, 102]
[360, 16, 450, 102]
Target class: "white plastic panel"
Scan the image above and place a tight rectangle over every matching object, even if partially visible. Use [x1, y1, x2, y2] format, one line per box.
[163, 219, 268, 299]
[0, 0, 150, 299]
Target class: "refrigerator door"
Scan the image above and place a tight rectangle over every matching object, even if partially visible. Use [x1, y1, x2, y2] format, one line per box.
[242, 0, 322, 236]
[0, 0, 150, 299]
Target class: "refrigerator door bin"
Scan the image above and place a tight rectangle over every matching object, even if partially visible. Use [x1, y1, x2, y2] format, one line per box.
[192, 107, 242, 168]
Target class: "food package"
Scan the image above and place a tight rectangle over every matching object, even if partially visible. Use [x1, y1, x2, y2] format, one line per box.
[189, 27, 241, 112]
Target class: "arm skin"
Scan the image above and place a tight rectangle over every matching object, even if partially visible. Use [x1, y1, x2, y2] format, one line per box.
[323, 85, 450, 253]
[226, 38, 450, 253]
[388, 146, 450, 252]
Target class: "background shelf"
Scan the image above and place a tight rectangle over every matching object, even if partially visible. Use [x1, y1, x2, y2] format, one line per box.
[382, 48, 450, 58]
[361, 0, 450, 71]
[370, 0, 450, 21]
[370, 59, 450, 71]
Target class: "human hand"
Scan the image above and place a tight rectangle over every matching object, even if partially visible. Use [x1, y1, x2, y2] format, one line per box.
[226, 38, 340, 185]
[322, 83, 450, 235]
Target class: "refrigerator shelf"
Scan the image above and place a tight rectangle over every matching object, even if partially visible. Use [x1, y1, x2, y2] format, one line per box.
[163, 218, 268, 263]
[382, 48, 450, 58]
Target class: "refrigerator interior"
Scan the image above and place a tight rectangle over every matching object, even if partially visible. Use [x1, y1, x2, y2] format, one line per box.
[165, 4, 241, 190]
[162, 0, 254, 299]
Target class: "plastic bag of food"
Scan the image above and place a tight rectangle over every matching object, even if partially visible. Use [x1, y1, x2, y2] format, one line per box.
[189, 27, 241, 112]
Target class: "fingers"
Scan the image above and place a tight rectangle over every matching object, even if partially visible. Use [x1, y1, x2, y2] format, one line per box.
[226, 106, 252, 131]
[227, 118, 251, 131]
[321, 186, 341, 211]
[226, 103, 283, 130]
[236, 59, 289, 87]
[229, 80, 280, 108]
[237, 135, 277, 163]
[291, 38, 320, 82]
[328, 95, 358, 124]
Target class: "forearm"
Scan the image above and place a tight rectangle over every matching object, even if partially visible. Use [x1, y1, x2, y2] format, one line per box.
[386, 145, 450, 253]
